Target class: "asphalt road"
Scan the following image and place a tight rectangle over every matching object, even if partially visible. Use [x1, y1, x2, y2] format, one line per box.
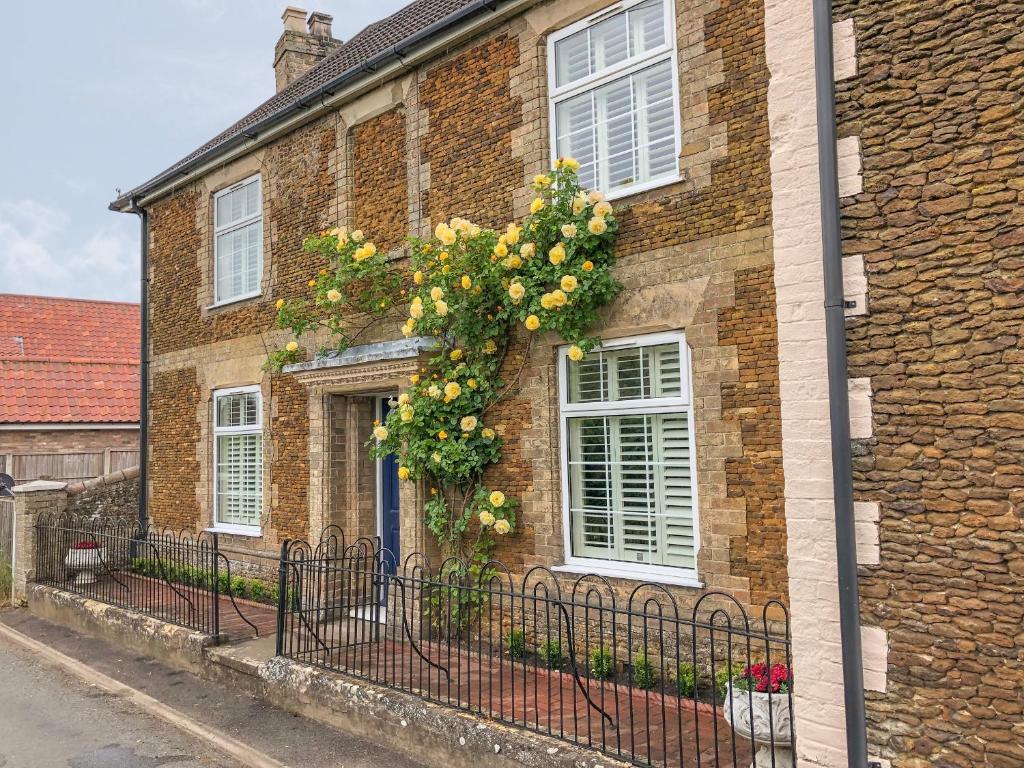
[0, 612, 430, 768]
[0, 633, 238, 768]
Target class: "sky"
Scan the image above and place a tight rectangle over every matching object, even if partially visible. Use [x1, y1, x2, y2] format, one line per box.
[0, 0, 408, 303]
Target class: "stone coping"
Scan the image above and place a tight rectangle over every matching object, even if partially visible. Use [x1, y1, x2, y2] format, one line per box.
[66, 465, 140, 496]
[282, 336, 438, 373]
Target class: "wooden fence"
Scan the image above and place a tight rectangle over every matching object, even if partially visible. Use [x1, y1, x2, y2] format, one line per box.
[1, 450, 139, 485]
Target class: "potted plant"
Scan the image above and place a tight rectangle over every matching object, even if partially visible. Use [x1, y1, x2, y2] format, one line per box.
[64, 540, 105, 585]
[723, 662, 793, 768]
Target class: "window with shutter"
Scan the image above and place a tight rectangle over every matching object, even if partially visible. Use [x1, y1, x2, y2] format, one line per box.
[213, 387, 263, 533]
[549, 0, 680, 198]
[213, 175, 263, 305]
[560, 334, 699, 579]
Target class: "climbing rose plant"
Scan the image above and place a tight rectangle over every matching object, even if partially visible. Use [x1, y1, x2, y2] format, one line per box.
[268, 160, 620, 569]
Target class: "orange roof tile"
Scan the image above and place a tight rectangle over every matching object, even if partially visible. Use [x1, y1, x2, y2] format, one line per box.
[0, 294, 140, 424]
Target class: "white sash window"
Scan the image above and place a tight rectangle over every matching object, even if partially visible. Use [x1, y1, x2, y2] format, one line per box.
[213, 386, 263, 534]
[559, 333, 699, 584]
[213, 174, 263, 305]
[548, 0, 681, 198]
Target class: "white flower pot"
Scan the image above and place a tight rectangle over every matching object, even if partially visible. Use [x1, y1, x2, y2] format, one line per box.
[64, 548, 106, 585]
[724, 683, 794, 768]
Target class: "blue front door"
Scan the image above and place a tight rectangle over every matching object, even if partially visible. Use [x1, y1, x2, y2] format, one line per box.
[378, 397, 401, 574]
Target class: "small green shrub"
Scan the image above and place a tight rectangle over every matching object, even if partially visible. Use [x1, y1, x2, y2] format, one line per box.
[540, 638, 562, 669]
[229, 576, 247, 598]
[676, 662, 696, 697]
[505, 629, 526, 659]
[589, 647, 614, 680]
[715, 663, 744, 700]
[249, 580, 266, 601]
[632, 652, 657, 690]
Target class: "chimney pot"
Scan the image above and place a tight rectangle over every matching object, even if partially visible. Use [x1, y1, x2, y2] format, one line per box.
[281, 6, 307, 33]
[307, 11, 334, 39]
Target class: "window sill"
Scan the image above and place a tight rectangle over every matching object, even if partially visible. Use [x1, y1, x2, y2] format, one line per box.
[205, 526, 262, 538]
[551, 561, 703, 589]
[604, 173, 685, 203]
[205, 291, 262, 311]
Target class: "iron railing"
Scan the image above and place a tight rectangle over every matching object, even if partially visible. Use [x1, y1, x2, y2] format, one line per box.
[34, 513, 257, 637]
[278, 529, 794, 768]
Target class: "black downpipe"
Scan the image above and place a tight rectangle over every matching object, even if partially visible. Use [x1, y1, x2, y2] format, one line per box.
[130, 201, 150, 529]
[812, 1, 869, 765]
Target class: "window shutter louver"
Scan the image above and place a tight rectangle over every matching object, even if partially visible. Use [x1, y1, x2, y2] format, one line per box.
[657, 412, 695, 568]
[214, 176, 262, 304]
[214, 389, 263, 530]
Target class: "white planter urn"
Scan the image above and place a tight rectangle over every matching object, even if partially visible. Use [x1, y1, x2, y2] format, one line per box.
[724, 683, 794, 768]
[64, 547, 106, 585]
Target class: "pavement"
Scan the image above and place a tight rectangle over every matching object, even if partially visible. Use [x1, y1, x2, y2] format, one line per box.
[0, 609, 429, 768]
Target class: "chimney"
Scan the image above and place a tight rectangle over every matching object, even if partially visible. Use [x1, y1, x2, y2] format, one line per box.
[274, 7, 342, 92]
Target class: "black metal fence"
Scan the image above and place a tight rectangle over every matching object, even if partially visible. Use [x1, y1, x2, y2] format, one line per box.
[34, 513, 257, 637]
[278, 529, 794, 768]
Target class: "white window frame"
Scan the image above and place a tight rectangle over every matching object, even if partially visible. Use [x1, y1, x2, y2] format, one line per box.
[554, 332, 702, 587]
[210, 384, 263, 536]
[546, 0, 683, 201]
[212, 174, 263, 307]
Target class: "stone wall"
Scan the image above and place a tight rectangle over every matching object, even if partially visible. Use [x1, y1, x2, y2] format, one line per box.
[149, 368, 202, 531]
[834, 0, 1024, 765]
[65, 466, 140, 521]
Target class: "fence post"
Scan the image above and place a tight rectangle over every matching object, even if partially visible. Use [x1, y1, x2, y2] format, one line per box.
[275, 540, 289, 657]
[211, 533, 221, 640]
[11, 480, 67, 604]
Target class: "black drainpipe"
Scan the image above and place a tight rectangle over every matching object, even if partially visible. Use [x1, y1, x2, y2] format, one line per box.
[128, 199, 149, 529]
[812, 1, 869, 766]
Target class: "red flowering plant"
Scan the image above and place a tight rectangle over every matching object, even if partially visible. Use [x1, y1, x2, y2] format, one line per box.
[72, 540, 101, 550]
[732, 662, 793, 694]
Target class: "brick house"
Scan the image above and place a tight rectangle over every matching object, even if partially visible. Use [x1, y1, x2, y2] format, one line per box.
[0, 294, 140, 483]
[110, 1, 1022, 767]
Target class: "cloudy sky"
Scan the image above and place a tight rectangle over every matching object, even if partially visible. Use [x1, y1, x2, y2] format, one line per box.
[0, 0, 407, 303]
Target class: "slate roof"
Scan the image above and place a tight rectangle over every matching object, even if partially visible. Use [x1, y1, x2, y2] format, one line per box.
[0, 295, 140, 424]
[112, 0, 486, 209]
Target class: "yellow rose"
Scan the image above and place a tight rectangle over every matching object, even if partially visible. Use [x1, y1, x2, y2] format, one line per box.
[549, 243, 566, 265]
[434, 222, 457, 246]
[508, 282, 526, 302]
[520, 242, 536, 259]
[276, 298, 286, 309]
[432, 452, 442, 463]
[560, 275, 579, 293]
[410, 302, 424, 319]
[489, 490, 506, 507]
[493, 242, 508, 258]
[353, 246, 370, 261]
[461, 275, 472, 290]
[430, 286, 444, 301]
[479, 511, 495, 527]
[398, 466, 410, 481]
[308, 279, 317, 287]
[438, 430, 448, 440]
[505, 224, 521, 245]
[467, 378, 478, 389]
[413, 270, 424, 285]
[373, 426, 388, 441]
[582, 260, 594, 272]
[483, 340, 497, 354]
[444, 382, 462, 400]
[286, 341, 299, 352]
[559, 156, 580, 171]
[435, 300, 449, 316]
[540, 293, 556, 310]
[568, 345, 584, 362]
[401, 321, 414, 337]
[450, 348, 463, 361]
[351, 229, 364, 243]
[428, 384, 441, 399]
[494, 519, 511, 535]
[460, 415, 478, 432]
[411, 374, 420, 385]
[530, 197, 545, 214]
[327, 289, 342, 302]
[532, 173, 549, 187]
[588, 217, 608, 235]
[525, 315, 540, 331]
[588, 191, 604, 203]
[572, 192, 588, 215]
[550, 289, 567, 307]
[561, 223, 578, 238]
[481, 427, 495, 441]
[398, 393, 410, 406]
[400, 406, 414, 423]
[594, 201, 613, 218]
[504, 255, 523, 270]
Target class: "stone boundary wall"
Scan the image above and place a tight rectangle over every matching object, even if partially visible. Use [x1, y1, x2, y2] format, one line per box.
[65, 466, 140, 521]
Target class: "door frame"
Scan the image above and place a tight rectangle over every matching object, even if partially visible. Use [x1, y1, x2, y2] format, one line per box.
[372, 393, 399, 556]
